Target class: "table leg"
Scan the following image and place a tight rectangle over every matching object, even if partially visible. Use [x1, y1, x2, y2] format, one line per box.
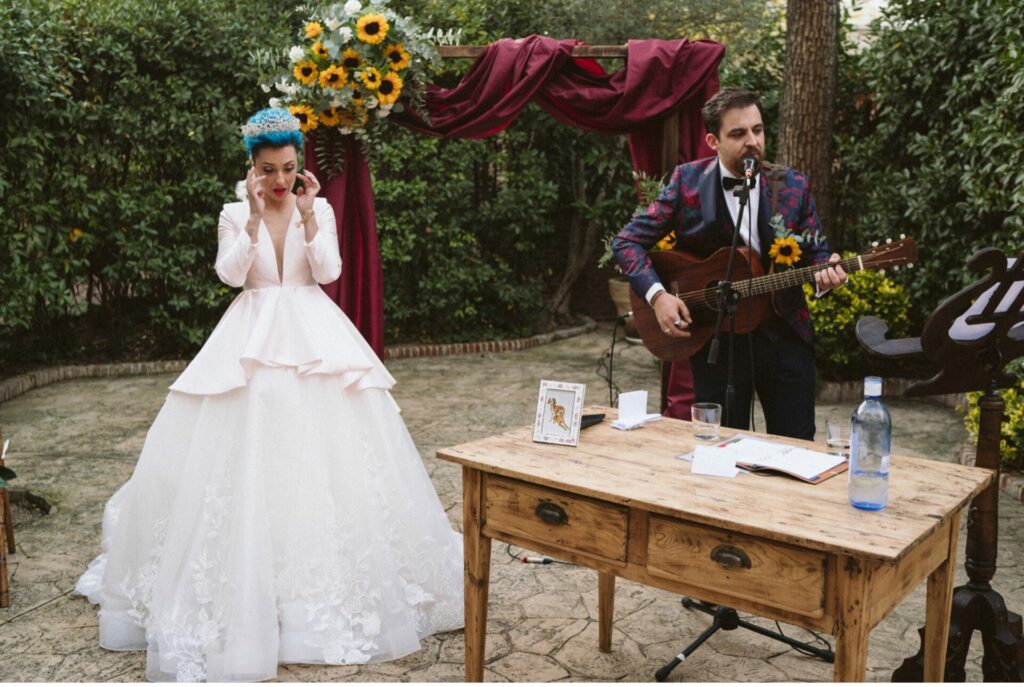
[834, 555, 873, 681]
[598, 571, 615, 653]
[463, 467, 491, 682]
[923, 510, 961, 681]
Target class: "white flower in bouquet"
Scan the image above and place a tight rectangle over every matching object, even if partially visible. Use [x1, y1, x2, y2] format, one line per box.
[258, 0, 454, 178]
[260, 83, 272, 93]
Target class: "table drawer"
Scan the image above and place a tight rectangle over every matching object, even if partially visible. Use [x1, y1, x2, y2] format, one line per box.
[484, 475, 628, 562]
[647, 515, 826, 617]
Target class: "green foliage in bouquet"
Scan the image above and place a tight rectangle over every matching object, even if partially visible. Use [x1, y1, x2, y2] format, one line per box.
[258, 0, 455, 178]
[802, 261, 911, 381]
[962, 361, 1024, 470]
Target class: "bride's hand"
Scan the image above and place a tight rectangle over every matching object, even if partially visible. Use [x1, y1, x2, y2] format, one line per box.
[246, 166, 266, 218]
[295, 170, 321, 215]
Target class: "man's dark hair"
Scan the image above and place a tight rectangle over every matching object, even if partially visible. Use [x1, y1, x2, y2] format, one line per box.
[702, 88, 764, 137]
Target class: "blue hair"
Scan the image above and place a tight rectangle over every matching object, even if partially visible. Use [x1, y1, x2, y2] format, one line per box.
[242, 108, 304, 159]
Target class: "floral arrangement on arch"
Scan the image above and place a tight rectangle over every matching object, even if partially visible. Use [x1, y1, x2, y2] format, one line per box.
[261, 0, 457, 176]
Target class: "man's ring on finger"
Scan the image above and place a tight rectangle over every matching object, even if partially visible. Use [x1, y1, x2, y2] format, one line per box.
[673, 319, 683, 328]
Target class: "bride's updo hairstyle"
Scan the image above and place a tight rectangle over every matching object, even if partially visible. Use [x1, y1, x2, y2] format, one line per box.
[241, 108, 304, 160]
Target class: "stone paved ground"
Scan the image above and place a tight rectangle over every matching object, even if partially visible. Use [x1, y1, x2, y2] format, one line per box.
[1, 324, 1021, 682]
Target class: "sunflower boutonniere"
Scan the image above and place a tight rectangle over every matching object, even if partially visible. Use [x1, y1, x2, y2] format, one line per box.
[767, 213, 823, 268]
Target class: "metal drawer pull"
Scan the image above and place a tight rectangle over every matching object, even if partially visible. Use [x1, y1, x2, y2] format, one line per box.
[534, 501, 569, 526]
[710, 544, 751, 569]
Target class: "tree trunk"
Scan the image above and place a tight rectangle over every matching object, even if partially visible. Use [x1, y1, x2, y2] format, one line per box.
[778, 0, 839, 244]
[545, 153, 610, 326]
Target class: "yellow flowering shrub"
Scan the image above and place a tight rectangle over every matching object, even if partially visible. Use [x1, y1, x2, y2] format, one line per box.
[962, 362, 1024, 470]
[803, 258, 911, 380]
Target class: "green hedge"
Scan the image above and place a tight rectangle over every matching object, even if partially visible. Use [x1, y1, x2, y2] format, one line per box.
[835, 0, 1024, 326]
[0, 0, 299, 364]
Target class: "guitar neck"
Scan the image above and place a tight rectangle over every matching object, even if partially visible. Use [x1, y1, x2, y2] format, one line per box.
[740, 256, 863, 297]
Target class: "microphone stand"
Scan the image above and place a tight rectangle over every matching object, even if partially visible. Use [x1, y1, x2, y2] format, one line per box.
[705, 172, 754, 426]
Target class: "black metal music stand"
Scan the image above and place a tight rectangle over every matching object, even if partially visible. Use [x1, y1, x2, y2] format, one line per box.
[856, 247, 1024, 681]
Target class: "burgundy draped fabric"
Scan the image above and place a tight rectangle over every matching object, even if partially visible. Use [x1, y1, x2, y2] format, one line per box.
[304, 136, 385, 355]
[397, 35, 724, 170]
[314, 34, 724, 369]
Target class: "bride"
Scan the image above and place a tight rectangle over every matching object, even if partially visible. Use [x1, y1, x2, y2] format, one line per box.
[75, 108, 464, 682]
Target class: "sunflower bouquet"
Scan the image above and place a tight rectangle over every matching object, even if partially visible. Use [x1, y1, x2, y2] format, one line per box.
[262, 0, 448, 176]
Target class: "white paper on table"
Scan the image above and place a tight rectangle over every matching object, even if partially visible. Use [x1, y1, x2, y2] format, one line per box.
[715, 438, 843, 481]
[691, 445, 740, 478]
[611, 390, 662, 430]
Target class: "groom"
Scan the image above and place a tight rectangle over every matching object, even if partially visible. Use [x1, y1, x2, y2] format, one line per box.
[611, 88, 847, 440]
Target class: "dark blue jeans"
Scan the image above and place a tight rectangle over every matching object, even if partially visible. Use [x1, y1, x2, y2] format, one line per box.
[689, 324, 816, 441]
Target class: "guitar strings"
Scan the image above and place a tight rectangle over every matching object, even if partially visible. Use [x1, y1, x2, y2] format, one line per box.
[671, 257, 865, 309]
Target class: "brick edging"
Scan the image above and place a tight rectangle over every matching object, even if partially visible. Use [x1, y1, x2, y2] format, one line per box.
[382, 319, 597, 361]
[817, 378, 965, 409]
[0, 319, 598, 406]
[0, 360, 191, 405]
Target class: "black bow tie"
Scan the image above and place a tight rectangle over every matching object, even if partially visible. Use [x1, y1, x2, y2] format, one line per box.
[722, 175, 756, 190]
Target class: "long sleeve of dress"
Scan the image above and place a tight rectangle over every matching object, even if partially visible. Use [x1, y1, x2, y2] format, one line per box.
[303, 200, 342, 284]
[215, 208, 259, 288]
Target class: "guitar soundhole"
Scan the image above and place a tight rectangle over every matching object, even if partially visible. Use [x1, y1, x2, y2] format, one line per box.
[687, 281, 721, 322]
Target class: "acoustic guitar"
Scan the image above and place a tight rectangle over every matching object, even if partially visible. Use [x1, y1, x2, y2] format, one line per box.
[628, 237, 917, 361]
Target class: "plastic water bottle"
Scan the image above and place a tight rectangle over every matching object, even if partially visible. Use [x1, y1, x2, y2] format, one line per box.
[848, 376, 891, 510]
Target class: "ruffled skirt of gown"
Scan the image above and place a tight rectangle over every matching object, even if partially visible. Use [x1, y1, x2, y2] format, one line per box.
[74, 285, 464, 682]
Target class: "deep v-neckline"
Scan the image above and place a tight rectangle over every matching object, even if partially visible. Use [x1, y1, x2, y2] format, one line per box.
[263, 206, 297, 284]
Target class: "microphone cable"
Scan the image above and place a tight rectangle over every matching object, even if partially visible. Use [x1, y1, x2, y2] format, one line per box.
[596, 314, 629, 407]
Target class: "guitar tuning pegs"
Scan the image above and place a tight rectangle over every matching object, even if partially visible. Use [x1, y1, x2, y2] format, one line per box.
[899, 233, 906, 239]
[908, 263, 914, 269]
[892, 265, 899, 271]
[886, 238, 892, 244]
[879, 269, 886, 276]
[872, 241, 879, 247]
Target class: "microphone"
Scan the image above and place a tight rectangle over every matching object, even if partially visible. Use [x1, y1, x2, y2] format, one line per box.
[742, 156, 757, 179]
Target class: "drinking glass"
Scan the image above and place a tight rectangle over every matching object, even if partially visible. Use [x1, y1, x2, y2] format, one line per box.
[691, 402, 722, 441]
[826, 418, 852, 456]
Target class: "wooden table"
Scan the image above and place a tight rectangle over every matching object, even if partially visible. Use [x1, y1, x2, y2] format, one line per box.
[437, 407, 994, 682]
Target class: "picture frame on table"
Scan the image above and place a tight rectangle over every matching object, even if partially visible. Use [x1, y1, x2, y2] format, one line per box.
[532, 380, 586, 447]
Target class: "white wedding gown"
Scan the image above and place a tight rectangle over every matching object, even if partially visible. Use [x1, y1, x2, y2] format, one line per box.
[75, 198, 464, 682]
